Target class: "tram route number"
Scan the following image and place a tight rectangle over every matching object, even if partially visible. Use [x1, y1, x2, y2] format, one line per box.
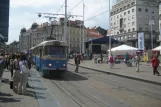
[53, 41, 60, 46]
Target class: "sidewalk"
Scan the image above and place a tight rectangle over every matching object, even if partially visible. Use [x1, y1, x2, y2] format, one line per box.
[68, 60, 161, 85]
[0, 69, 62, 107]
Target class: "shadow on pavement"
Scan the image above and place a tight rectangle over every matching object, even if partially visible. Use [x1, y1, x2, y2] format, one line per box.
[2, 78, 9, 84]
[51, 71, 88, 81]
[25, 90, 45, 99]
[0, 92, 13, 96]
[0, 97, 21, 103]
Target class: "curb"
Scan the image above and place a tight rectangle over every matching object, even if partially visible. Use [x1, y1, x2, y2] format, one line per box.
[68, 63, 161, 86]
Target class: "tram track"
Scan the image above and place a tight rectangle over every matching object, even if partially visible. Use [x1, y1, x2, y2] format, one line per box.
[41, 65, 161, 107]
[50, 79, 112, 107]
[68, 65, 161, 100]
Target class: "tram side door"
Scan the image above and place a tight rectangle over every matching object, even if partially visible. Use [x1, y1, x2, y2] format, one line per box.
[39, 48, 42, 71]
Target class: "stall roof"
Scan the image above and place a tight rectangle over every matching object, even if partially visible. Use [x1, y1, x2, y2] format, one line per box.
[85, 36, 121, 44]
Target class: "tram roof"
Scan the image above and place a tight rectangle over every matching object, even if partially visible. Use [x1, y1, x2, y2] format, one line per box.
[36, 40, 67, 47]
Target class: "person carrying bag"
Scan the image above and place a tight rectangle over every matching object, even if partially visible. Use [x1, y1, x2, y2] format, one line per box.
[18, 55, 29, 95]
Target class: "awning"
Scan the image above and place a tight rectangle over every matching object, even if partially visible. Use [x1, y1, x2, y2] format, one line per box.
[85, 36, 121, 45]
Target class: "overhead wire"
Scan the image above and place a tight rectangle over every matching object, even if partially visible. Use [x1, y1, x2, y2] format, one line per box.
[85, 9, 109, 21]
[68, 0, 83, 12]
[54, 1, 65, 14]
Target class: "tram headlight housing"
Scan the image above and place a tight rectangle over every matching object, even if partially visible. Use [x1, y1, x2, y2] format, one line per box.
[48, 64, 52, 67]
[63, 64, 66, 67]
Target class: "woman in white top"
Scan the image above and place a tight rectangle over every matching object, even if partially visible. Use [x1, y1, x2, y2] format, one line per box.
[18, 54, 29, 95]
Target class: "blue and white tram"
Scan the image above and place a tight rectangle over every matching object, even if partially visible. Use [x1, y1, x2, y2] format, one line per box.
[30, 40, 68, 77]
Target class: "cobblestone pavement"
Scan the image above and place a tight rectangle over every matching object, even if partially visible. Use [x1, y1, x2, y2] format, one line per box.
[0, 70, 39, 107]
[68, 60, 161, 85]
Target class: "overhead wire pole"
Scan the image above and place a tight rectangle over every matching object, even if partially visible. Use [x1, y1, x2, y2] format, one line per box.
[108, 0, 111, 58]
[82, 0, 85, 53]
[64, 0, 68, 43]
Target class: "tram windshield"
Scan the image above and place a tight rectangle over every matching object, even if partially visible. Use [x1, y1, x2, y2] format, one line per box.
[45, 46, 66, 57]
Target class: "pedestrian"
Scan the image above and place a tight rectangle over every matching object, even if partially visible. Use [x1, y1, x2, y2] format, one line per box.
[12, 55, 21, 93]
[124, 52, 129, 65]
[75, 54, 80, 73]
[132, 53, 135, 66]
[151, 55, 160, 76]
[0, 53, 5, 87]
[135, 53, 140, 72]
[18, 54, 29, 95]
[109, 54, 114, 69]
[100, 53, 103, 63]
[9, 55, 15, 77]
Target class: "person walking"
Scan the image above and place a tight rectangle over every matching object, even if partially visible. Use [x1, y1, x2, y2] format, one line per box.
[12, 55, 21, 93]
[0, 53, 5, 87]
[18, 54, 29, 95]
[109, 54, 114, 69]
[75, 54, 80, 73]
[135, 53, 140, 72]
[9, 55, 15, 77]
[124, 52, 129, 65]
[132, 53, 135, 66]
[151, 55, 160, 76]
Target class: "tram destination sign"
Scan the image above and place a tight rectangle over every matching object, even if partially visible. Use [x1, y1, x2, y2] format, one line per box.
[53, 41, 60, 46]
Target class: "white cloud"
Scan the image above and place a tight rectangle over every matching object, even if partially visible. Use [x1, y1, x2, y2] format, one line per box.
[11, 0, 63, 8]
[9, 0, 110, 43]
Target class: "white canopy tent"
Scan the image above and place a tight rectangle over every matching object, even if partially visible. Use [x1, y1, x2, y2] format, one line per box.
[108, 44, 138, 55]
[152, 46, 161, 51]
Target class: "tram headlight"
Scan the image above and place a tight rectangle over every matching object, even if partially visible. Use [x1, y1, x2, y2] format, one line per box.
[63, 64, 66, 67]
[48, 64, 52, 67]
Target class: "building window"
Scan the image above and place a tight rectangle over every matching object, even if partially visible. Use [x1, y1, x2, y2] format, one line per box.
[132, 9, 134, 12]
[128, 10, 130, 14]
[131, 2, 135, 5]
[120, 8, 122, 11]
[124, 12, 126, 15]
[128, 16, 130, 20]
[132, 28, 135, 31]
[145, 28, 149, 31]
[127, 4, 130, 8]
[132, 21, 135, 25]
[128, 23, 130, 27]
[132, 15, 135, 19]
[124, 6, 126, 9]
[139, 28, 142, 31]
[138, 8, 142, 12]
[117, 9, 119, 12]
[145, 9, 148, 12]
[128, 29, 131, 32]
[117, 15, 119, 18]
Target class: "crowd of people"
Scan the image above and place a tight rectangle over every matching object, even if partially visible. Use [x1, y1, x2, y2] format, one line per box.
[74, 51, 160, 76]
[0, 52, 32, 95]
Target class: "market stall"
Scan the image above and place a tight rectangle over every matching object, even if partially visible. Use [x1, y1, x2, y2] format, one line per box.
[108, 44, 138, 63]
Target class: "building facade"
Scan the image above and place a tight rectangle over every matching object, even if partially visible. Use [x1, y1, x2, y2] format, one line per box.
[0, 0, 10, 43]
[7, 41, 19, 53]
[158, 0, 161, 45]
[19, 20, 89, 53]
[110, 0, 159, 49]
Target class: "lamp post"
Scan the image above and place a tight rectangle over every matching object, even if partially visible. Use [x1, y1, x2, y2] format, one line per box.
[149, 20, 154, 49]
[82, 0, 85, 54]
[108, 0, 111, 58]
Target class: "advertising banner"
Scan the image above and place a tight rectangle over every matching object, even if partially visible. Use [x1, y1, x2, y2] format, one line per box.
[138, 32, 144, 50]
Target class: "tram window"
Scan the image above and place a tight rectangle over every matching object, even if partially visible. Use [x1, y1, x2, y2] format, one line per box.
[45, 46, 66, 57]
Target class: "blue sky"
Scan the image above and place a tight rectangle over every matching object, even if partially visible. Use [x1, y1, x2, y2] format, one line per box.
[9, 0, 112, 44]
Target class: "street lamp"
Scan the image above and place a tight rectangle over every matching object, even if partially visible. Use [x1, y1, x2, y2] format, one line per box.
[149, 20, 154, 49]
[108, 0, 111, 58]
